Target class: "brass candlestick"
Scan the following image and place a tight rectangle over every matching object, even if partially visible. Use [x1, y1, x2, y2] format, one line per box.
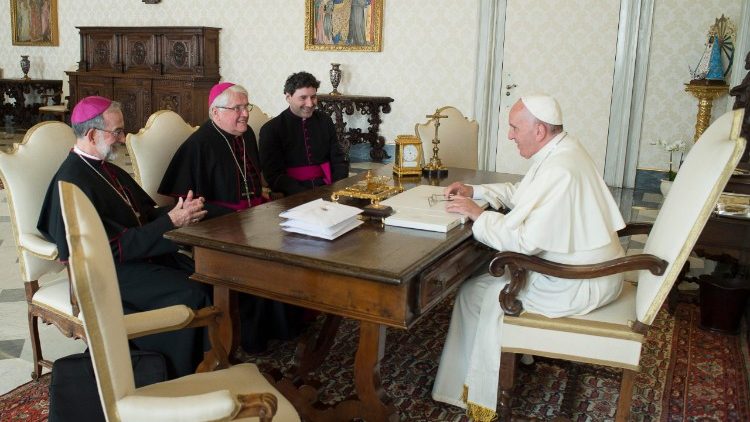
[684, 82, 729, 141]
[422, 109, 449, 178]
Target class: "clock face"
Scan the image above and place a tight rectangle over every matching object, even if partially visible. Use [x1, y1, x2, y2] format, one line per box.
[403, 144, 419, 165]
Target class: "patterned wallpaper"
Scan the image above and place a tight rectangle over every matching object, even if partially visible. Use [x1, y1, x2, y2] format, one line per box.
[639, 0, 743, 171]
[0, 0, 478, 145]
[1, 1, 744, 172]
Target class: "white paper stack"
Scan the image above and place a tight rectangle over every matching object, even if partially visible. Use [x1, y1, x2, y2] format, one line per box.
[279, 198, 364, 240]
[381, 185, 488, 233]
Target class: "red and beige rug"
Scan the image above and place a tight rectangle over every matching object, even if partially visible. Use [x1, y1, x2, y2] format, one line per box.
[1, 300, 748, 421]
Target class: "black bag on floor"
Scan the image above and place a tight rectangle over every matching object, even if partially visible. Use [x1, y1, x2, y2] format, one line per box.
[48, 350, 167, 422]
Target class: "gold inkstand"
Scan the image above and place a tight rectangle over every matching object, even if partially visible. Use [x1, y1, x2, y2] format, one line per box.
[331, 170, 402, 218]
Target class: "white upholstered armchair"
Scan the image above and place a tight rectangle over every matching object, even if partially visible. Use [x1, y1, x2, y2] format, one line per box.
[125, 110, 197, 207]
[247, 103, 272, 143]
[0, 121, 84, 380]
[415, 106, 479, 170]
[59, 181, 300, 422]
[490, 109, 746, 421]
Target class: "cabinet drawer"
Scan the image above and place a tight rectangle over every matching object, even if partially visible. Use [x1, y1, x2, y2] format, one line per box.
[417, 240, 491, 314]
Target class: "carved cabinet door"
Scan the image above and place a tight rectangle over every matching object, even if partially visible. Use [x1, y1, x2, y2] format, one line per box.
[70, 76, 114, 107]
[122, 34, 158, 74]
[113, 78, 151, 134]
[84, 33, 118, 72]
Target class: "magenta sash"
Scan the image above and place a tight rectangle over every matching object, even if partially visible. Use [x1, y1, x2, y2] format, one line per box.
[208, 196, 266, 212]
[286, 162, 332, 185]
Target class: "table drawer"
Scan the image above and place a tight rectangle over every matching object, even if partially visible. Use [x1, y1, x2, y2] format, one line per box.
[417, 240, 492, 313]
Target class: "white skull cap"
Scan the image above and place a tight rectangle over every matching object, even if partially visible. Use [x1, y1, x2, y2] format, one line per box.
[520, 95, 562, 125]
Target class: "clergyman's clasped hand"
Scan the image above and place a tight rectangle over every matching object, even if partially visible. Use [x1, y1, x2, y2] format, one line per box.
[167, 189, 208, 227]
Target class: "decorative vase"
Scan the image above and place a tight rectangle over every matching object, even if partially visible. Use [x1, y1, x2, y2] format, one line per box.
[660, 179, 672, 197]
[329, 63, 342, 95]
[20, 55, 30, 80]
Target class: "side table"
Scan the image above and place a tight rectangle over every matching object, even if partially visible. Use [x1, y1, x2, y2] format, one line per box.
[317, 94, 394, 162]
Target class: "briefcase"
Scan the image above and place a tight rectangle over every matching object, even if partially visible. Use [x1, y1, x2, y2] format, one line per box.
[48, 350, 167, 422]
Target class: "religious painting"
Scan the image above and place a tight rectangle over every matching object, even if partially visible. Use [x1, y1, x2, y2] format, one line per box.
[305, 0, 383, 52]
[10, 0, 59, 46]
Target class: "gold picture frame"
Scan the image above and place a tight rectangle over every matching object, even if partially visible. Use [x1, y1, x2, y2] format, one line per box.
[305, 0, 383, 52]
[10, 0, 59, 46]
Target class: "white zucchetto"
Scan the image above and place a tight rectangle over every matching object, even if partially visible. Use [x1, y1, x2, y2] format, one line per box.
[520, 95, 563, 125]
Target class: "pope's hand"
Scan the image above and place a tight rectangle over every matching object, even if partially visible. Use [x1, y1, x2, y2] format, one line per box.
[443, 182, 473, 198]
[168, 190, 208, 227]
[445, 195, 483, 221]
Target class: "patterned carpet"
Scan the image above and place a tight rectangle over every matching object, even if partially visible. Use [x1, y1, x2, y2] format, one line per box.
[0, 295, 748, 421]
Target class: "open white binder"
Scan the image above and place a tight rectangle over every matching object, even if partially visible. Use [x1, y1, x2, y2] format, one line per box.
[381, 185, 488, 233]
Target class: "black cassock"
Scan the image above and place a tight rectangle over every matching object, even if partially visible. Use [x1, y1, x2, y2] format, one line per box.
[38, 151, 211, 378]
[159, 121, 265, 219]
[159, 121, 306, 353]
[259, 108, 349, 196]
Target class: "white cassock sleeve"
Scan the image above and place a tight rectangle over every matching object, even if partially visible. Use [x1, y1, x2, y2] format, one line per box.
[471, 182, 516, 211]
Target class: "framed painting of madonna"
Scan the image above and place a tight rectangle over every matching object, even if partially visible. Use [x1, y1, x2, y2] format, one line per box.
[10, 0, 59, 46]
[305, 0, 383, 52]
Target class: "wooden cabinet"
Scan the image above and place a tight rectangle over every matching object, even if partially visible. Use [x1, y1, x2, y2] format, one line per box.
[67, 26, 220, 134]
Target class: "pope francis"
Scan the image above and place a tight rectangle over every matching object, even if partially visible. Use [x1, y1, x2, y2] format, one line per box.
[431, 95, 626, 421]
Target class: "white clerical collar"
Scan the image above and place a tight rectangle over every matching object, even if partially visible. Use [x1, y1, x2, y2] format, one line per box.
[73, 145, 102, 161]
[530, 131, 567, 164]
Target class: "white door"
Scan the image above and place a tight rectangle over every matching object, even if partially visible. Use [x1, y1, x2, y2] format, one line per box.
[494, 0, 622, 175]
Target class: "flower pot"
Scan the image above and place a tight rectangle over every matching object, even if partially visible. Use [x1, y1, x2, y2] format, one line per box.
[660, 179, 672, 196]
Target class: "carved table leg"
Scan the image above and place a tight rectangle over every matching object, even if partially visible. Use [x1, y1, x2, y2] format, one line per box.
[289, 314, 342, 381]
[269, 320, 398, 422]
[198, 285, 236, 372]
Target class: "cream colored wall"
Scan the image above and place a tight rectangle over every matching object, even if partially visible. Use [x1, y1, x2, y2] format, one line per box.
[0, 0, 478, 146]
[639, 0, 743, 171]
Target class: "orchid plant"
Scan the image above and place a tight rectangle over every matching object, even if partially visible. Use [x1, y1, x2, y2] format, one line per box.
[652, 139, 692, 181]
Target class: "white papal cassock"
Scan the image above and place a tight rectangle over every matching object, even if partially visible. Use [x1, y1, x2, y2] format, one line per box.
[432, 132, 626, 421]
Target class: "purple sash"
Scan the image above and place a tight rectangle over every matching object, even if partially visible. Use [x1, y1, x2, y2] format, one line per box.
[286, 162, 332, 185]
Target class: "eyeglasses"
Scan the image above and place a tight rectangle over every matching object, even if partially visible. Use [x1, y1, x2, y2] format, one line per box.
[428, 193, 454, 207]
[94, 127, 125, 137]
[215, 104, 254, 114]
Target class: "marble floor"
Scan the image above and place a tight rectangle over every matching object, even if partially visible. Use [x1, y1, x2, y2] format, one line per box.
[0, 159, 710, 396]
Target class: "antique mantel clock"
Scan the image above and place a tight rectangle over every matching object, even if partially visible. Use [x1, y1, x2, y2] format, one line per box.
[393, 135, 424, 177]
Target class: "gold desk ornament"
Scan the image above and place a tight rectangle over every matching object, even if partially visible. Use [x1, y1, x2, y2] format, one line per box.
[684, 82, 729, 141]
[422, 109, 449, 178]
[331, 170, 403, 204]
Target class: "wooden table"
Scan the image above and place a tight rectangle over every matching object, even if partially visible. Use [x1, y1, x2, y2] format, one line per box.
[166, 168, 516, 421]
[317, 94, 394, 162]
[0, 78, 62, 130]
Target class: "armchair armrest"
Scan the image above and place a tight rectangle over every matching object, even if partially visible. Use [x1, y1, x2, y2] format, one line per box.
[118, 390, 277, 422]
[489, 251, 668, 316]
[617, 222, 653, 237]
[124, 305, 195, 339]
[125, 306, 224, 338]
[18, 233, 59, 260]
[125, 306, 230, 370]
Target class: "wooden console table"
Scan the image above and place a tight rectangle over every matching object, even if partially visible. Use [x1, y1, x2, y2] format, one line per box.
[317, 94, 393, 162]
[0, 78, 62, 130]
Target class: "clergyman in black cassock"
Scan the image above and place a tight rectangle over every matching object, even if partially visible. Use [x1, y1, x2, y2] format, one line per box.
[37, 96, 210, 378]
[159, 83, 306, 353]
[259, 71, 349, 196]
